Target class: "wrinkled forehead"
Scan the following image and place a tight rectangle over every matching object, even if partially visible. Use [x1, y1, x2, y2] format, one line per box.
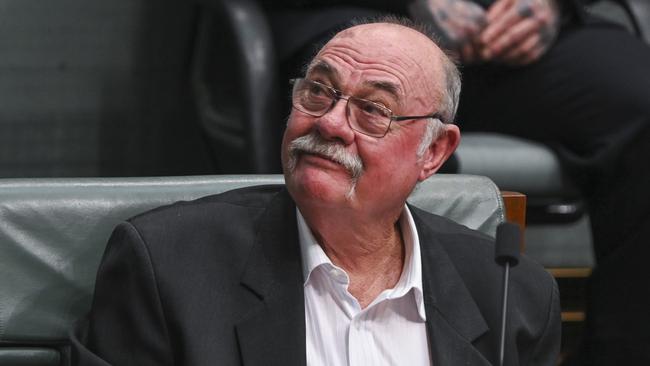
[309, 23, 444, 106]
[328, 24, 436, 59]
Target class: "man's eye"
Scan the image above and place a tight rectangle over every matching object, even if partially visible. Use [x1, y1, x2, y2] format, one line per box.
[360, 101, 388, 116]
[307, 84, 328, 97]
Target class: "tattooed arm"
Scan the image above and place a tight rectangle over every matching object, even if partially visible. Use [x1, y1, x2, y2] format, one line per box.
[479, 0, 560, 65]
[409, 0, 488, 63]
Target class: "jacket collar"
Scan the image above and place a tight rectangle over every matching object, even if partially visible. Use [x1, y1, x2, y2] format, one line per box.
[235, 188, 306, 366]
[411, 206, 491, 365]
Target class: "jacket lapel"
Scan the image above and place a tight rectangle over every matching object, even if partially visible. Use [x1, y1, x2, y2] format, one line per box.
[412, 209, 492, 366]
[235, 189, 306, 366]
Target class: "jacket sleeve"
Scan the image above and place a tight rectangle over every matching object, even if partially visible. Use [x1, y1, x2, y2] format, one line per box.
[69, 222, 174, 366]
[530, 278, 562, 365]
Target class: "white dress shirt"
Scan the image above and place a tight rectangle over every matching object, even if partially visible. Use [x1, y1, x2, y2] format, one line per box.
[297, 207, 432, 366]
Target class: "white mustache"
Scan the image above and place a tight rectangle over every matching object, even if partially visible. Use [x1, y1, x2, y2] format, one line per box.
[287, 132, 364, 179]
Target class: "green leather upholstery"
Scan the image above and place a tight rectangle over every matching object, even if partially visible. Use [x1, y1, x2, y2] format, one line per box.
[0, 348, 60, 366]
[456, 133, 581, 201]
[0, 174, 504, 365]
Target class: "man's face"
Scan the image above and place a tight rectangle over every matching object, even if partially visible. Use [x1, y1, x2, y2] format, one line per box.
[282, 23, 457, 214]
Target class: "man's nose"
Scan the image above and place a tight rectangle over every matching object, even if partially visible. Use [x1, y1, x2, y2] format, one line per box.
[315, 98, 355, 145]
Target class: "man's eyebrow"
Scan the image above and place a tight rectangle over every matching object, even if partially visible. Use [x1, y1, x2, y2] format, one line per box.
[306, 60, 339, 84]
[363, 80, 402, 102]
[307, 60, 402, 102]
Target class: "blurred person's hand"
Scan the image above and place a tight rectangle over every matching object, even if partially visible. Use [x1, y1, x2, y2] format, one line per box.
[479, 0, 560, 65]
[409, 0, 488, 63]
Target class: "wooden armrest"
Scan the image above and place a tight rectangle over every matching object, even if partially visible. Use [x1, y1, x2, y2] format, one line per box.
[501, 191, 527, 251]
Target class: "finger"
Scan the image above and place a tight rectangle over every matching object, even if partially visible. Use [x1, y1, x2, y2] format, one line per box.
[486, 17, 538, 58]
[481, 4, 525, 46]
[486, 0, 515, 22]
[499, 33, 540, 64]
[502, 34, 548, 65]
[461, 20, 487, 40]
[444, 19, 487, 47]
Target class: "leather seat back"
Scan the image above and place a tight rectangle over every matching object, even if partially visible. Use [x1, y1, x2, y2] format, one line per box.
[0, 174, 503, 365]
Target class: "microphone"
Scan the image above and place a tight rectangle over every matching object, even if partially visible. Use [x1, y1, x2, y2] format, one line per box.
[495, 222, 521, 366]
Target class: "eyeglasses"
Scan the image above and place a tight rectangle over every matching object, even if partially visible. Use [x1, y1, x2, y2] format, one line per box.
[290, 78, 443, 138]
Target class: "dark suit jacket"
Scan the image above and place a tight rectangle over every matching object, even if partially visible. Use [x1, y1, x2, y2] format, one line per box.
[71, 185, 560, 365]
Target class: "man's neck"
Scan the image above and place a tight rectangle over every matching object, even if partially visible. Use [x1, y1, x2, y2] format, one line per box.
[300, 206, 406, 308]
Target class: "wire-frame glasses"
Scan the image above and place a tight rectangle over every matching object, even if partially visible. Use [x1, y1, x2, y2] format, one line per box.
[290, 78, 443, 138]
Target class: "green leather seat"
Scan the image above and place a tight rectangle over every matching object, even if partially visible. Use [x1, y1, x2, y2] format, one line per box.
[0, 174, 504, 365]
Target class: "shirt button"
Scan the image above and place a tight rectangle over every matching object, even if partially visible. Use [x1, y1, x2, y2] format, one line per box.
[353, 320, 362, 330]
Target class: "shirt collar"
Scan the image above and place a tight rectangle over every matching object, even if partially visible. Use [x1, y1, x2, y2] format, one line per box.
[296, 209, 332, 284]
[296, 206, 426, 320]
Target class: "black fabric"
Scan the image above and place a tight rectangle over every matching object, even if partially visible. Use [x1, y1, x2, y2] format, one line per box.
[70, 185, 559, 365]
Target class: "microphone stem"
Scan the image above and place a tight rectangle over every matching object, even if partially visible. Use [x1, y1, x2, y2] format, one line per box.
[499, 262, 510, 366]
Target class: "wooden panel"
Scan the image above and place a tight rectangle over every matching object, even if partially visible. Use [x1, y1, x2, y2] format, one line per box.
[562, 311, 586, 322]
[547, 268, 592, 278]
[500, 191, 526, 250]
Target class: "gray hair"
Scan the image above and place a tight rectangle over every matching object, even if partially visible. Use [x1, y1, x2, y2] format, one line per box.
[417, 118, 445, 158]
[439, 57, 461, 123]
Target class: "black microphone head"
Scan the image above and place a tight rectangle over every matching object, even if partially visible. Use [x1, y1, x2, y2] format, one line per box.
[495, 222, 521, 266]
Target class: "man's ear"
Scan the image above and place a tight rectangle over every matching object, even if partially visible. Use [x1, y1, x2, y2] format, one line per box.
[418, 124, 461, 181]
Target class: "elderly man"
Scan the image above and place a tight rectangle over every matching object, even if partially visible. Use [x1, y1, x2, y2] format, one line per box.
[71, 18, 559, 365]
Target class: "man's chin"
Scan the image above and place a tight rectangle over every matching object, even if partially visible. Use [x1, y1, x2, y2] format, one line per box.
[286, 164, 358, 204]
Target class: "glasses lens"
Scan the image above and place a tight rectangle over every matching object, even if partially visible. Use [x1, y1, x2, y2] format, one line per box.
[292, 79, 334, 116]
[348, 98, 392, 137]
